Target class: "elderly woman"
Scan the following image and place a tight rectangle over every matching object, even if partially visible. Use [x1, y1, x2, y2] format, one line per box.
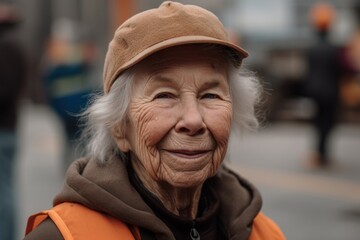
[24, 2, 285, 240]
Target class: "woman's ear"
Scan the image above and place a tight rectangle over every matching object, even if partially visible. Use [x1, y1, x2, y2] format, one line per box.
[111, 126, 131, 152]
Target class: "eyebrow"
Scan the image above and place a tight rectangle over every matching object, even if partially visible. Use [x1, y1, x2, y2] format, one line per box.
[201, 80, 221, 89]
[142, 75, 174, 92]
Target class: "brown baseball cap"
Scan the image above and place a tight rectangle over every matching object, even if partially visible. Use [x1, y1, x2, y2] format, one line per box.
[103, 1, 248, 93]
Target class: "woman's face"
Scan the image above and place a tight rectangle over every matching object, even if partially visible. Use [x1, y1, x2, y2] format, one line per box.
[114, 45, 232, 188]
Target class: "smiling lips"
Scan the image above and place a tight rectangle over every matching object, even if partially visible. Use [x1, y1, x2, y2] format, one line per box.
[165, 149, 211, 159]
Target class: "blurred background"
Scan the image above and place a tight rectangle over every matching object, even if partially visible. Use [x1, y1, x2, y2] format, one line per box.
[0, 0, 359, 239]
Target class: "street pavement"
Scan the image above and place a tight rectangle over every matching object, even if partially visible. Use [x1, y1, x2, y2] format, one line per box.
[228, 123, 360, 240]
[15, 103, 360, 240]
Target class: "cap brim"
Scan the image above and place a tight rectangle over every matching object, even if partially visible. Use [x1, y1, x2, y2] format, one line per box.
[110, 35, 248, 87]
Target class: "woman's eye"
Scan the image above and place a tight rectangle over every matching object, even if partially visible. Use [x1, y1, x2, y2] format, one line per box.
[201, 93, 219, 99]
[154, 92, 174, 99]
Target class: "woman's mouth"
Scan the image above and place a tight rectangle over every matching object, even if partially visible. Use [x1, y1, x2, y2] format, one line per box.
[164, 149, 211, 159]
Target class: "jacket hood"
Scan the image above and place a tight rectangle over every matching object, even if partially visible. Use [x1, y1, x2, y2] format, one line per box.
[54, 157, 262, 240]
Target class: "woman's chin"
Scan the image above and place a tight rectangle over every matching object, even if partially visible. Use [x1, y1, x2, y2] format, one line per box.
[163, 170, 212, 189]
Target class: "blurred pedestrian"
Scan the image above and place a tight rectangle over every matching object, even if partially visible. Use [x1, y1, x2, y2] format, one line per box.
[24, 2, 285, 239]
[42, 18, 95, 171]
[304, 3, 342, 168]
[339, 6, 360, 110]
[0, 4, 26, 240]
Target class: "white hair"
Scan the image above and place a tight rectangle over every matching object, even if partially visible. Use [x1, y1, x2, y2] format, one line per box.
[79, 69, 134, 163]
[79, 55, 262, 164]
[229, 66, 262, 134]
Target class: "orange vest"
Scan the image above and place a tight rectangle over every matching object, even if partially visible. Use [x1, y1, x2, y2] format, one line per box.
[25, 202, 285, 240]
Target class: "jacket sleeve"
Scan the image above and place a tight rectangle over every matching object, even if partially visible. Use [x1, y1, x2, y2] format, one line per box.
[23, 217, 64, 240]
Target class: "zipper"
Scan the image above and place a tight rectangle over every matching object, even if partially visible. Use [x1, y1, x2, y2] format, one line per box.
[190, 220, 200, 240]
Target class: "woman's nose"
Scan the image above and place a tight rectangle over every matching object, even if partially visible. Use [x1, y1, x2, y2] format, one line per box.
[175, 100, 206, 136]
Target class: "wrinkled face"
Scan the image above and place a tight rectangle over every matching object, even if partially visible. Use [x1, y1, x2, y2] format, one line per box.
[114, 45, 232, 188]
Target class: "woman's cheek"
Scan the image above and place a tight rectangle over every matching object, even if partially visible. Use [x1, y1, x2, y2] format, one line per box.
[132, 103, 177, 149]
[205, 105, 232, 169]
[130, 104, 178, 180]
[205, 105, 232, 144]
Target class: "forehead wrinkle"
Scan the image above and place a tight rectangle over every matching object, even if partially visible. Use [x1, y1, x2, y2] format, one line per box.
[144, 74, 179, 90]
[150, 71, 228, 93]
[135, 58, 229, 93]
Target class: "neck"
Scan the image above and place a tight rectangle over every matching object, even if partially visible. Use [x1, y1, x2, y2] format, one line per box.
[132, 161, 203, 219]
